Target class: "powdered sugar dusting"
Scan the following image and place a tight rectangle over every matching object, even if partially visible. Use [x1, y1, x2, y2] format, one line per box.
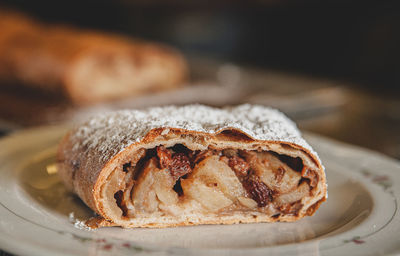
[69, 212, 92, 231]
[70, 104, 318, 162]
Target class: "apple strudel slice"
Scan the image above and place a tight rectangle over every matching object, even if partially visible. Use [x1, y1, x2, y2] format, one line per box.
[57, 104, 327, 228]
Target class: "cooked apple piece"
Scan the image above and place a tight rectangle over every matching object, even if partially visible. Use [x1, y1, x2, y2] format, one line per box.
[275, 182, 309, 205]
[181, 178, 233, 212]
[237, 196, 258, 209]
[244, 151, 301, 193]
[132, 158, 159, 214]
[153, 168, 179, 206]
[190, 155, 246, 200]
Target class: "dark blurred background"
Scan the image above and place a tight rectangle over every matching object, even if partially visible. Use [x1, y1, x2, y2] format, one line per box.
[1, 0, 399, 94]
[0, 0, 399, 160]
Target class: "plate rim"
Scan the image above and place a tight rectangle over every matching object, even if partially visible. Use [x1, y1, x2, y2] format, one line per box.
[0, 125, 399, 256]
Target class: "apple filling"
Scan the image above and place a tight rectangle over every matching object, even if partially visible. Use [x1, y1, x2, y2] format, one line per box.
[114, 144, 319, 219]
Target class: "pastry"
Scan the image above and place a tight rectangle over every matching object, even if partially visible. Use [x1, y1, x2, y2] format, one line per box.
[0, 10, 187, 105]
[57, 104, 327, 228]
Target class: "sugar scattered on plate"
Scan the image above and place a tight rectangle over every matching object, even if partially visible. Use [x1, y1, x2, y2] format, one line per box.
[69, 212, 92, 231]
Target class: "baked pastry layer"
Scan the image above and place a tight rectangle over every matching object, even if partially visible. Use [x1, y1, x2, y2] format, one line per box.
[57, 104, 327, 228]
[0, 10, 187, 105]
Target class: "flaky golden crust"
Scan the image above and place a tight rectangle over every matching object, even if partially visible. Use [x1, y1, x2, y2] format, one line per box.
[58, 127, 327, 228]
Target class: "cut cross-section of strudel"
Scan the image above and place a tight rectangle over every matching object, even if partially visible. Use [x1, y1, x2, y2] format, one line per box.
[57, 104, 327, 228]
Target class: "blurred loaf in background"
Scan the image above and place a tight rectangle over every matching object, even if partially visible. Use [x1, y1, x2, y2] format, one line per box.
[0, 9, 187, 106]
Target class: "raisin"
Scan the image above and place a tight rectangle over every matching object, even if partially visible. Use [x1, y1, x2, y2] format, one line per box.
[156, 146, 172, 169]
[243, 176, 273, 207]
[157, 146, 192, 179]
[169, 153, 192, 180]
[228, 155, 250, 177]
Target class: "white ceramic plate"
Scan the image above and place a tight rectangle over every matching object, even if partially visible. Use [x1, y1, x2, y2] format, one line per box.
[0, 126, 399, 256]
